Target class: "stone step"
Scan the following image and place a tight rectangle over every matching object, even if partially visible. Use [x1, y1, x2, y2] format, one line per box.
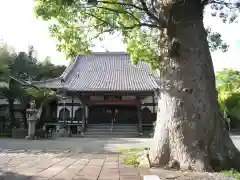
[87, 129, 137, 133]
[87, 129, 138, 131]
[85, 124, 139, 137]
[84, 132, 139, 135]
[83, 132, 140, 138]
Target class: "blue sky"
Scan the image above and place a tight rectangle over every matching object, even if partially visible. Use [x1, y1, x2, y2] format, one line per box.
[0, 0, 239, 72]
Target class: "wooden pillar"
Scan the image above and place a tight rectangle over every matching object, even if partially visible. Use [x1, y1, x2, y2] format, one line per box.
[82, 104, 86, 132]
[152, 92, 155, 113]
[71, 96, 74, 122]
[136, 96, 142, 132]
[85, 105, 88, 128]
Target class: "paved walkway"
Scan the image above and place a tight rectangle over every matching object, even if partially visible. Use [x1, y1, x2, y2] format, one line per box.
[0, 138, 151, 180]
[0, 151, 146, 180]
[0, 136, 239, 180]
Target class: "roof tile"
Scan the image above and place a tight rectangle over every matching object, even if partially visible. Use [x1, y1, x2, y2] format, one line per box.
[32, 52, 160, 92]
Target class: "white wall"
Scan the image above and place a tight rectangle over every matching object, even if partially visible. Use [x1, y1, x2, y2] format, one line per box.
[57, 96, 81, 118]
[140, 95, 158, 113]
[57, 96, 87, 118]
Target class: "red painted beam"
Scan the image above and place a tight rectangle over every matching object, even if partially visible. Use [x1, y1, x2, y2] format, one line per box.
[86, 100, 138, 105]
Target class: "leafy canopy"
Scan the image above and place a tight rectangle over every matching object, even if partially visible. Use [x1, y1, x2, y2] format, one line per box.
[34, 0, 239, 67]
[216, 69, 240, 120]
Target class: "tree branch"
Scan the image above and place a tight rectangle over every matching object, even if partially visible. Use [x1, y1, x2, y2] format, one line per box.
[95, 6, 160, 28]
[139, 0, 166, 27]
[208, 0, 239, 9]
[97, 0, 144, 11]
[139, 0, 161, 22]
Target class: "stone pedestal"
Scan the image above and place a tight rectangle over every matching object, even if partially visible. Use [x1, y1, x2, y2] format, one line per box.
[25, 118, 37, 140]
[59, 128, 68, 137]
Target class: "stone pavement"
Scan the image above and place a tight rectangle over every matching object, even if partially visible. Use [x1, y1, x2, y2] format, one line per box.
[0, 151, 148, 180]
[0, 136, 239, 180]
[0, 138, 152, 180]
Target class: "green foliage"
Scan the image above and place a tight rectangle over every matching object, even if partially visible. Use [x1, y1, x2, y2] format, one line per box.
[26, 87, 59, 104]
[35, 57, 66, 80]
[224, 93, 240, 120]
[118, 148, 143, 167]
[124, 155, 139, 167]
[0, 43, 65, 127]
[34, 0, 237, 64]
[216, 69, 240, 123]
[222, 170, 240, 180]
[118, 148, 144, 153]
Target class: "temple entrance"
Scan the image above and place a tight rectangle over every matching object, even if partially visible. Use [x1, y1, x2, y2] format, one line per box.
[88, 105, 138, 124]
[88, 106, 112, 124]
[114, 106, 138, 124]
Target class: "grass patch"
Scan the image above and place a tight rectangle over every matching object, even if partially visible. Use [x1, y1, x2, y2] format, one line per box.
[118, 148, 144, 154]
[117, 148, 145, 167]
[124, 155, 140, 167]
[222, 170, 240, 180]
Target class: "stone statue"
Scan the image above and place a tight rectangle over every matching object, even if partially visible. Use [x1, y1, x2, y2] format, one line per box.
[25, 100, 40, 140]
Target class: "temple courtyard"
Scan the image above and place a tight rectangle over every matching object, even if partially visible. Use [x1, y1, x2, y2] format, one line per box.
[0, 136, 239, 180]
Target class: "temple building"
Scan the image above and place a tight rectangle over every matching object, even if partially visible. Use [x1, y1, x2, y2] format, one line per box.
[32, 52, 160, 137]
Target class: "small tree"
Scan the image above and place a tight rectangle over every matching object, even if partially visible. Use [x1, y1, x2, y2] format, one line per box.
[26, 87, 61, 125]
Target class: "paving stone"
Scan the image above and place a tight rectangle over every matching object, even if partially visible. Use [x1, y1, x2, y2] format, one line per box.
[19, 157, 66, 177]
[0, 138, 174, 180]
[120, 176, 141, 180]
[74, 158, 90, 165]
[99, 168, 120, 180]
[29, 177, 49, 180]
[34, 157, 77, 179]
[105, 156, 119, 162]
[51, 166, 85, 180]
[73, 165, 102, 180]
[137, 167, 152, 176]
[119, 168, 140, 177]
[103, 161, 119, 168]
[87, 159, 105, 166]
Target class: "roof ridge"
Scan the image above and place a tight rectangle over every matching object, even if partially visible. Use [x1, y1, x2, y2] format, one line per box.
[89, 51, 127, 55]
[60, 55, 80, 80]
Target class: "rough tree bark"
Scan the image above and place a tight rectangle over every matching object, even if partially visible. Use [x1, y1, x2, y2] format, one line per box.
[145, 0, 240, 171]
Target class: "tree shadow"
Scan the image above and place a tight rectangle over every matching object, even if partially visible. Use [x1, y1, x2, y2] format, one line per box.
[0, 169, 72, 180]
[0, 137, 151, 180]
[0, 137, 152, 155]
[0, 170, 31, 180]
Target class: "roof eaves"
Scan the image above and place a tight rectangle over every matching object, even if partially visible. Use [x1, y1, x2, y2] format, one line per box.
[60, 55, 80, 80]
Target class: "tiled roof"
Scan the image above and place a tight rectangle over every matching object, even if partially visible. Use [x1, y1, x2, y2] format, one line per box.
[32, 52, 160, 92]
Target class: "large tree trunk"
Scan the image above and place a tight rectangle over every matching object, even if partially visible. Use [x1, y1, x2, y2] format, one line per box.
[147, 1, 240, 171]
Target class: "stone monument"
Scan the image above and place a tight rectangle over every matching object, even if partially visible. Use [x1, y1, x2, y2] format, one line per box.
[25, 101, 38, 140]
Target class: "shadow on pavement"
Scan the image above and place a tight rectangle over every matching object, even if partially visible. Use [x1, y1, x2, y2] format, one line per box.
[0, 169, 69, 180]
[0, 137, 151, 155]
